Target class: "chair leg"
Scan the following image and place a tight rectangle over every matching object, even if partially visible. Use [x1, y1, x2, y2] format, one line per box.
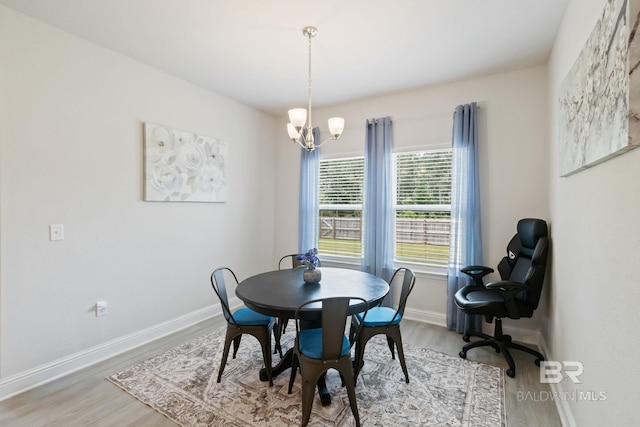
[232, 335, 242, 359]
[463, 330, 493, 342]
[300, 374, 319, 427]
[461, 339, 517, 378]
[461, 339, 496, 353]
[273, 324, 283, 357]
[348, 316, 359, 345]
[355, 327, 410, 385]
[281, 318, 289, 335]
[498, 342, 516, 378]
[353, 330, 373, 385]
[339, 360, 361, 427]
[288, 353, 299, 394]
[386, 335, 396, 360]
[507, 341, 545, 363]
[217, 328, 234, 383]
[391, 329, 409, 384]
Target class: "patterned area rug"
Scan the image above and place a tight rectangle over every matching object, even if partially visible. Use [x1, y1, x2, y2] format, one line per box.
[108, 327, 505, 426]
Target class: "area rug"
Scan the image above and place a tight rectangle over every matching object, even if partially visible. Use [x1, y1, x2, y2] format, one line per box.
[107, 327, 505, 426]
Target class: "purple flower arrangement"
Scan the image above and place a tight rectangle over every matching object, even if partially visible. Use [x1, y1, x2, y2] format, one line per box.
[296, 248, 319, 269]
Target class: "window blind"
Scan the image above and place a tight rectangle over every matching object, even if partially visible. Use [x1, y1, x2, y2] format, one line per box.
[318, 150, 452, 266]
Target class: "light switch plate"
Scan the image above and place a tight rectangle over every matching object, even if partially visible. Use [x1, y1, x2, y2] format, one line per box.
[96, 301, 108, 317]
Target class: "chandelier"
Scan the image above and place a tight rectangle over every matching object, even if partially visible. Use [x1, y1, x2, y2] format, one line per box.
[286, 26, 345, 151]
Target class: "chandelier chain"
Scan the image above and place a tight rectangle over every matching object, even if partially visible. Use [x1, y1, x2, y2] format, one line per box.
[307, 30, 313, 133]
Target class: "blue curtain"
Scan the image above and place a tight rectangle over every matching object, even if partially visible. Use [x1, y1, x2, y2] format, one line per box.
[362, 117, 394, 300]
[447, 103, 483, 333]
[298, 127, 320, 253]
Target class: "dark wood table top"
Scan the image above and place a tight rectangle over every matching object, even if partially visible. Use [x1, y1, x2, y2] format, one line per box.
[236, 267, 389, 320]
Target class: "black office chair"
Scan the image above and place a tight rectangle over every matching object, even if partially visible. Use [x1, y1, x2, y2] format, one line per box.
[288, 297, 368, 427]
[210, 267, 281, 386]
[454, 218, 549, 378]
[351, 267, 415, 384]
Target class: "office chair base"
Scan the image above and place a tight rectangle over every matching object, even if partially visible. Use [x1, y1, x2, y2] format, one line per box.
[459, 319, 544, 378]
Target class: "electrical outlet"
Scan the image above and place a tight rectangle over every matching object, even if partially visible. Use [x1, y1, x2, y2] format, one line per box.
[96, 301, 108, 317]
[49, 224, 64, 241]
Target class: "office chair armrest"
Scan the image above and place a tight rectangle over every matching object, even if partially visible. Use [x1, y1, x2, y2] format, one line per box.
[485, 280, 527, 292]
[486, 280, 528, 319]
[461, 265, 494, 287]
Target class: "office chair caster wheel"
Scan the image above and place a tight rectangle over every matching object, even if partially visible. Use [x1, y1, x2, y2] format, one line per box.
[462, 335, 470, 342]
[459, 350, 467, 359]
[506, 368, 516, 378]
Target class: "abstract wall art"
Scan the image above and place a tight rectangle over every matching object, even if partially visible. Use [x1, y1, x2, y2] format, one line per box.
[558, 0, 640, 176]
[630, 0, 640, 147]
[143, 122, 228, 202]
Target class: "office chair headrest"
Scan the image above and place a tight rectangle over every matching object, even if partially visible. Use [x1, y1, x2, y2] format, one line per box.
[517, 218, 548, 249]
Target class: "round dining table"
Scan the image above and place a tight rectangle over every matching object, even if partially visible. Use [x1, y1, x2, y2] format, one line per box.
[236, 267, 389, 404]
[237, 267, 389, 318]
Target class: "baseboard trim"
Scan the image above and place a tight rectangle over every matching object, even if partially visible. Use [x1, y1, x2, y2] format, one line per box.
[0, 301, 545, 405]
[403, 307, 447, 327]
[537, 337, 577, 427]
[0, 304, 222, 402]
[404, 308, 541, 346]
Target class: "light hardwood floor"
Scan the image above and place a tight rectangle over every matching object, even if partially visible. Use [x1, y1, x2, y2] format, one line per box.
[0, 317, 562, 426]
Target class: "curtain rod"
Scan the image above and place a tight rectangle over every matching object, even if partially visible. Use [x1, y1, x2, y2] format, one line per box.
[372, 105, 481, 123]
[453, 105, 481, 112]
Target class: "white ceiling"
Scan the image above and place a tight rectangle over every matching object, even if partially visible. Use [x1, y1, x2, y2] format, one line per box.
[0, 0, 568, 115]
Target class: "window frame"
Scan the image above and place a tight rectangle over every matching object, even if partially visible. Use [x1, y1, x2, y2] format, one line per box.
[317, 145, 451, 276]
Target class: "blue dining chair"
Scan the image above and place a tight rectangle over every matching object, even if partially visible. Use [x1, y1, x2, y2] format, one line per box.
[210, 267, 281, 386]
[288, 296, 369, 427]
[351, 267, 416, 384]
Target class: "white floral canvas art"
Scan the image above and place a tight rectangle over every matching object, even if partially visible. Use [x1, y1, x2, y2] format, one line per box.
[144, 122, 228, 202]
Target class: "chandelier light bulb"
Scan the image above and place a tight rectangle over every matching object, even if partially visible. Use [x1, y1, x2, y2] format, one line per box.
[327, 117, 345, 138]
[287, 123, 301, 140]
[288, 108, 307, 131]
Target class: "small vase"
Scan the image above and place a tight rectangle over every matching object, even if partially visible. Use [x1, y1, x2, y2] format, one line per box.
[303, 267, 322, 284]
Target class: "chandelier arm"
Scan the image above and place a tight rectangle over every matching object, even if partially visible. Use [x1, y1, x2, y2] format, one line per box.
[295, 138, 308, 150]
[315, 136, 340, 149]
[294, 131, 315, 150]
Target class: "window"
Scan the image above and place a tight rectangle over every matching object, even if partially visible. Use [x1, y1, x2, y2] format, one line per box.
[394, 149, 452, 266]
[318, 149, 452, 267]
[319, 157, 364, 257]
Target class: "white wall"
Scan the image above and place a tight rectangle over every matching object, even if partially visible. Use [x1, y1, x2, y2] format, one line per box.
[275, 66, 550, 334]
[11, 7, 630, 421]
[547, 0, 640, 425]
[0, 6, 277, 395]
